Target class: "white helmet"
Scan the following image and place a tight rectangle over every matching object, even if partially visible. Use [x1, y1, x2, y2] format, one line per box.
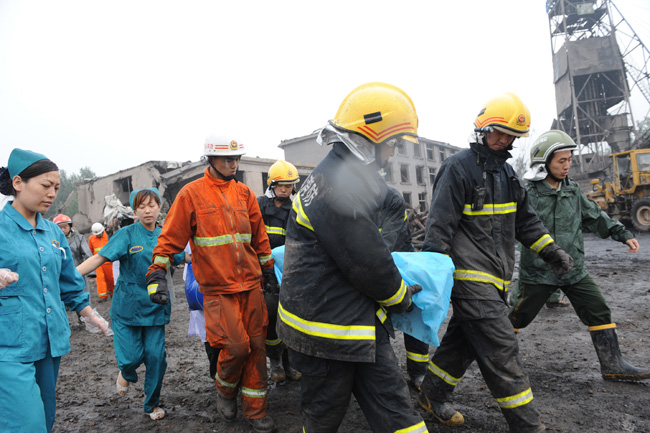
[204, 135, 246, 157]
[91, 222, 105, 235]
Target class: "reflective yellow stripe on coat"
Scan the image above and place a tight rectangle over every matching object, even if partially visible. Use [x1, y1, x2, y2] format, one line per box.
[453, 269, 510, 292]
[292, 192, 314, 232]
[462, 202, 517, 216]
[265, 225, 286, 236]
[278, 302, 375, 341]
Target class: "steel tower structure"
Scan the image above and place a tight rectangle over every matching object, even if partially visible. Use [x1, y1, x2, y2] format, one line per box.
[546, 0, 650, 175]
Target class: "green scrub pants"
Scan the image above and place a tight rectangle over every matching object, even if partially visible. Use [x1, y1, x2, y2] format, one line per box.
[112, 321, 167, 414]
[0, 352, 61, 433]
[509, 274, 612, 329]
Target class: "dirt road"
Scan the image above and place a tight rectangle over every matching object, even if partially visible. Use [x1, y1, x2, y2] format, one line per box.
[54, 232, 650, 432]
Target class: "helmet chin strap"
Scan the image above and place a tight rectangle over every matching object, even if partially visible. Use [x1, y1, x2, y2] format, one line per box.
[545, 164, 564, 183]
[209, 161, 236, 181]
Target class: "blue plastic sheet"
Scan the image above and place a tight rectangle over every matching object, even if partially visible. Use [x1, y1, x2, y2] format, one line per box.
[271, 246, 453, 347]
[184, 262, 204, 311]
[389, 252, 454, 347]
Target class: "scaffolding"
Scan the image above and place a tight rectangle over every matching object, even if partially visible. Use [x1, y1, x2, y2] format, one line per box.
[546, 0, 650, 175]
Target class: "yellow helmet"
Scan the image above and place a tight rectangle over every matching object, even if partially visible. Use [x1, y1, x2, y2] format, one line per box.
[331, 82, 418, 144]
[474, 93, 531, 137]
[267, 160, 300, 186]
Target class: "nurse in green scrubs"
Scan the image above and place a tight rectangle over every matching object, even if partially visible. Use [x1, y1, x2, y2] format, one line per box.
[77, 188, 185, 420]
[0, 148, 110, 433]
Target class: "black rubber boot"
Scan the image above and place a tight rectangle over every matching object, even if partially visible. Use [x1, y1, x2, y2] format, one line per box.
[216, 393, 237, 422]
[248, 415, 276, 433]
[282, 350, 302, 381]
[590, 327, 650, 381]
[269, 356, 286, 382]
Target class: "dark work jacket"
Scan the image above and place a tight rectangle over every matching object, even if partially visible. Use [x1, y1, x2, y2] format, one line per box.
[379, 186, 415, 253]
[423, 141, 555, 308]
[519, 178, 633, 286]
[277, 143, 407, 363]
[257, 195, 292, 249]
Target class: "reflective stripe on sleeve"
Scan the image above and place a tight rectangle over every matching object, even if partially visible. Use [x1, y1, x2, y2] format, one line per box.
[292, 192, 314, 232]
[259, 254, 272, 265]
[278, 302, 375, 341]
[266, 338, 282, 346]
[453, 269, 510, 292]
[462, 202, 517, 216]
[378, 280, 407, 307]
[376, 307, 387, 324]
[147, 284, 158, 295]
[530, 234, 553, 253]
[428, 361, 461, 386]
[265, 225, 286, 236]
[153, 256, 171, 271]
[495, 388, 534, 409]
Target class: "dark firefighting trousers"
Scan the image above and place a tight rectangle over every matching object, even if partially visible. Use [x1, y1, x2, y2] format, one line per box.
[509, 274, 612, 329]
[404, 334, 429, 379]
[421, 305, 543, 432]
[204, 288, 269, 420]
[288, 317, 428, 433]
[264, 291, 283, 359]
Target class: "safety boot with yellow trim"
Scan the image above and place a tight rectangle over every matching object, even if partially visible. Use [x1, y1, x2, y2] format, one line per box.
[417, 393, 464, 427]
[590, 326, 650, 381]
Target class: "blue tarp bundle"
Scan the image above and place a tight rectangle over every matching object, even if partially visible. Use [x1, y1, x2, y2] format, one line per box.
[271, 246, 454, 347]
[184, 262, 203, 311]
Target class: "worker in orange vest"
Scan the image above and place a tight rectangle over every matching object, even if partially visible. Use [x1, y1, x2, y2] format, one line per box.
[88, 222, 114, 301]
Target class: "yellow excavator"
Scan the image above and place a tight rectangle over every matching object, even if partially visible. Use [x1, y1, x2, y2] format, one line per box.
[588, 148, 650, 231]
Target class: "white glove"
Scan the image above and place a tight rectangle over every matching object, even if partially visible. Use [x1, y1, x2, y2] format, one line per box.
[0, 268, 19, 289]
[80, 308, 113, 336]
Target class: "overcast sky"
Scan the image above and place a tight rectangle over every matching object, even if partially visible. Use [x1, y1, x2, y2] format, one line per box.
[1, 0, 649, 177]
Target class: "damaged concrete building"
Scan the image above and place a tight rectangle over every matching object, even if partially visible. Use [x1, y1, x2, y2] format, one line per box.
[73, 132, 462, 233]
[280, 133, 463, 211]
[73, 157, 315, 232]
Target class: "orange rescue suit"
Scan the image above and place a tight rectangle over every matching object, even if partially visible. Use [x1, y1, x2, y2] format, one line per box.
[148, 168, 274, 420]
[88, 233, 114, 299]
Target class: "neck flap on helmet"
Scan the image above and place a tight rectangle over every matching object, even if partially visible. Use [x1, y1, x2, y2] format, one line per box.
[317, 123, 376, 165]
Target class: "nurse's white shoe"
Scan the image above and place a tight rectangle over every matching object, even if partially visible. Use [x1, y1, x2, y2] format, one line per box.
[116, 371, 129, 396]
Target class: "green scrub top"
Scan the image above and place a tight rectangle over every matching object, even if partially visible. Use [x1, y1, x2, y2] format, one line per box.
[100, 223, 184, 326]
[0, 203, 89, 362]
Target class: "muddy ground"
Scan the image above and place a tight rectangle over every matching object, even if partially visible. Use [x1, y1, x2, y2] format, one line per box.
[54, 231, 650, 433]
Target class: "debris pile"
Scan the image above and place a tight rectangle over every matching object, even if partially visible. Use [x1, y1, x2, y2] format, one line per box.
[407, 207, 428, 251]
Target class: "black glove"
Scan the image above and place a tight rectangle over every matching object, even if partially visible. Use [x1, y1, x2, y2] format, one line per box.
[386, 284, 423, 315]
[539, 243, 574, 279]
[262, 268, 280, 295]
[146, 269, 169, 305]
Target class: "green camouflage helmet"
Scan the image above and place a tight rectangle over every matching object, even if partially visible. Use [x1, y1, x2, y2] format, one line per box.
[529, 130, 577, 167]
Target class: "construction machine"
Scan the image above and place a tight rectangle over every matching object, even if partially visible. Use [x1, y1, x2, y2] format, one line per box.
[587, 148, 650, 231]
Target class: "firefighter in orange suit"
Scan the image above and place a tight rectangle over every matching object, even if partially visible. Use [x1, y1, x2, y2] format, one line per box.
[88, 222, 114, 300]
[146, 135, 277, 433]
